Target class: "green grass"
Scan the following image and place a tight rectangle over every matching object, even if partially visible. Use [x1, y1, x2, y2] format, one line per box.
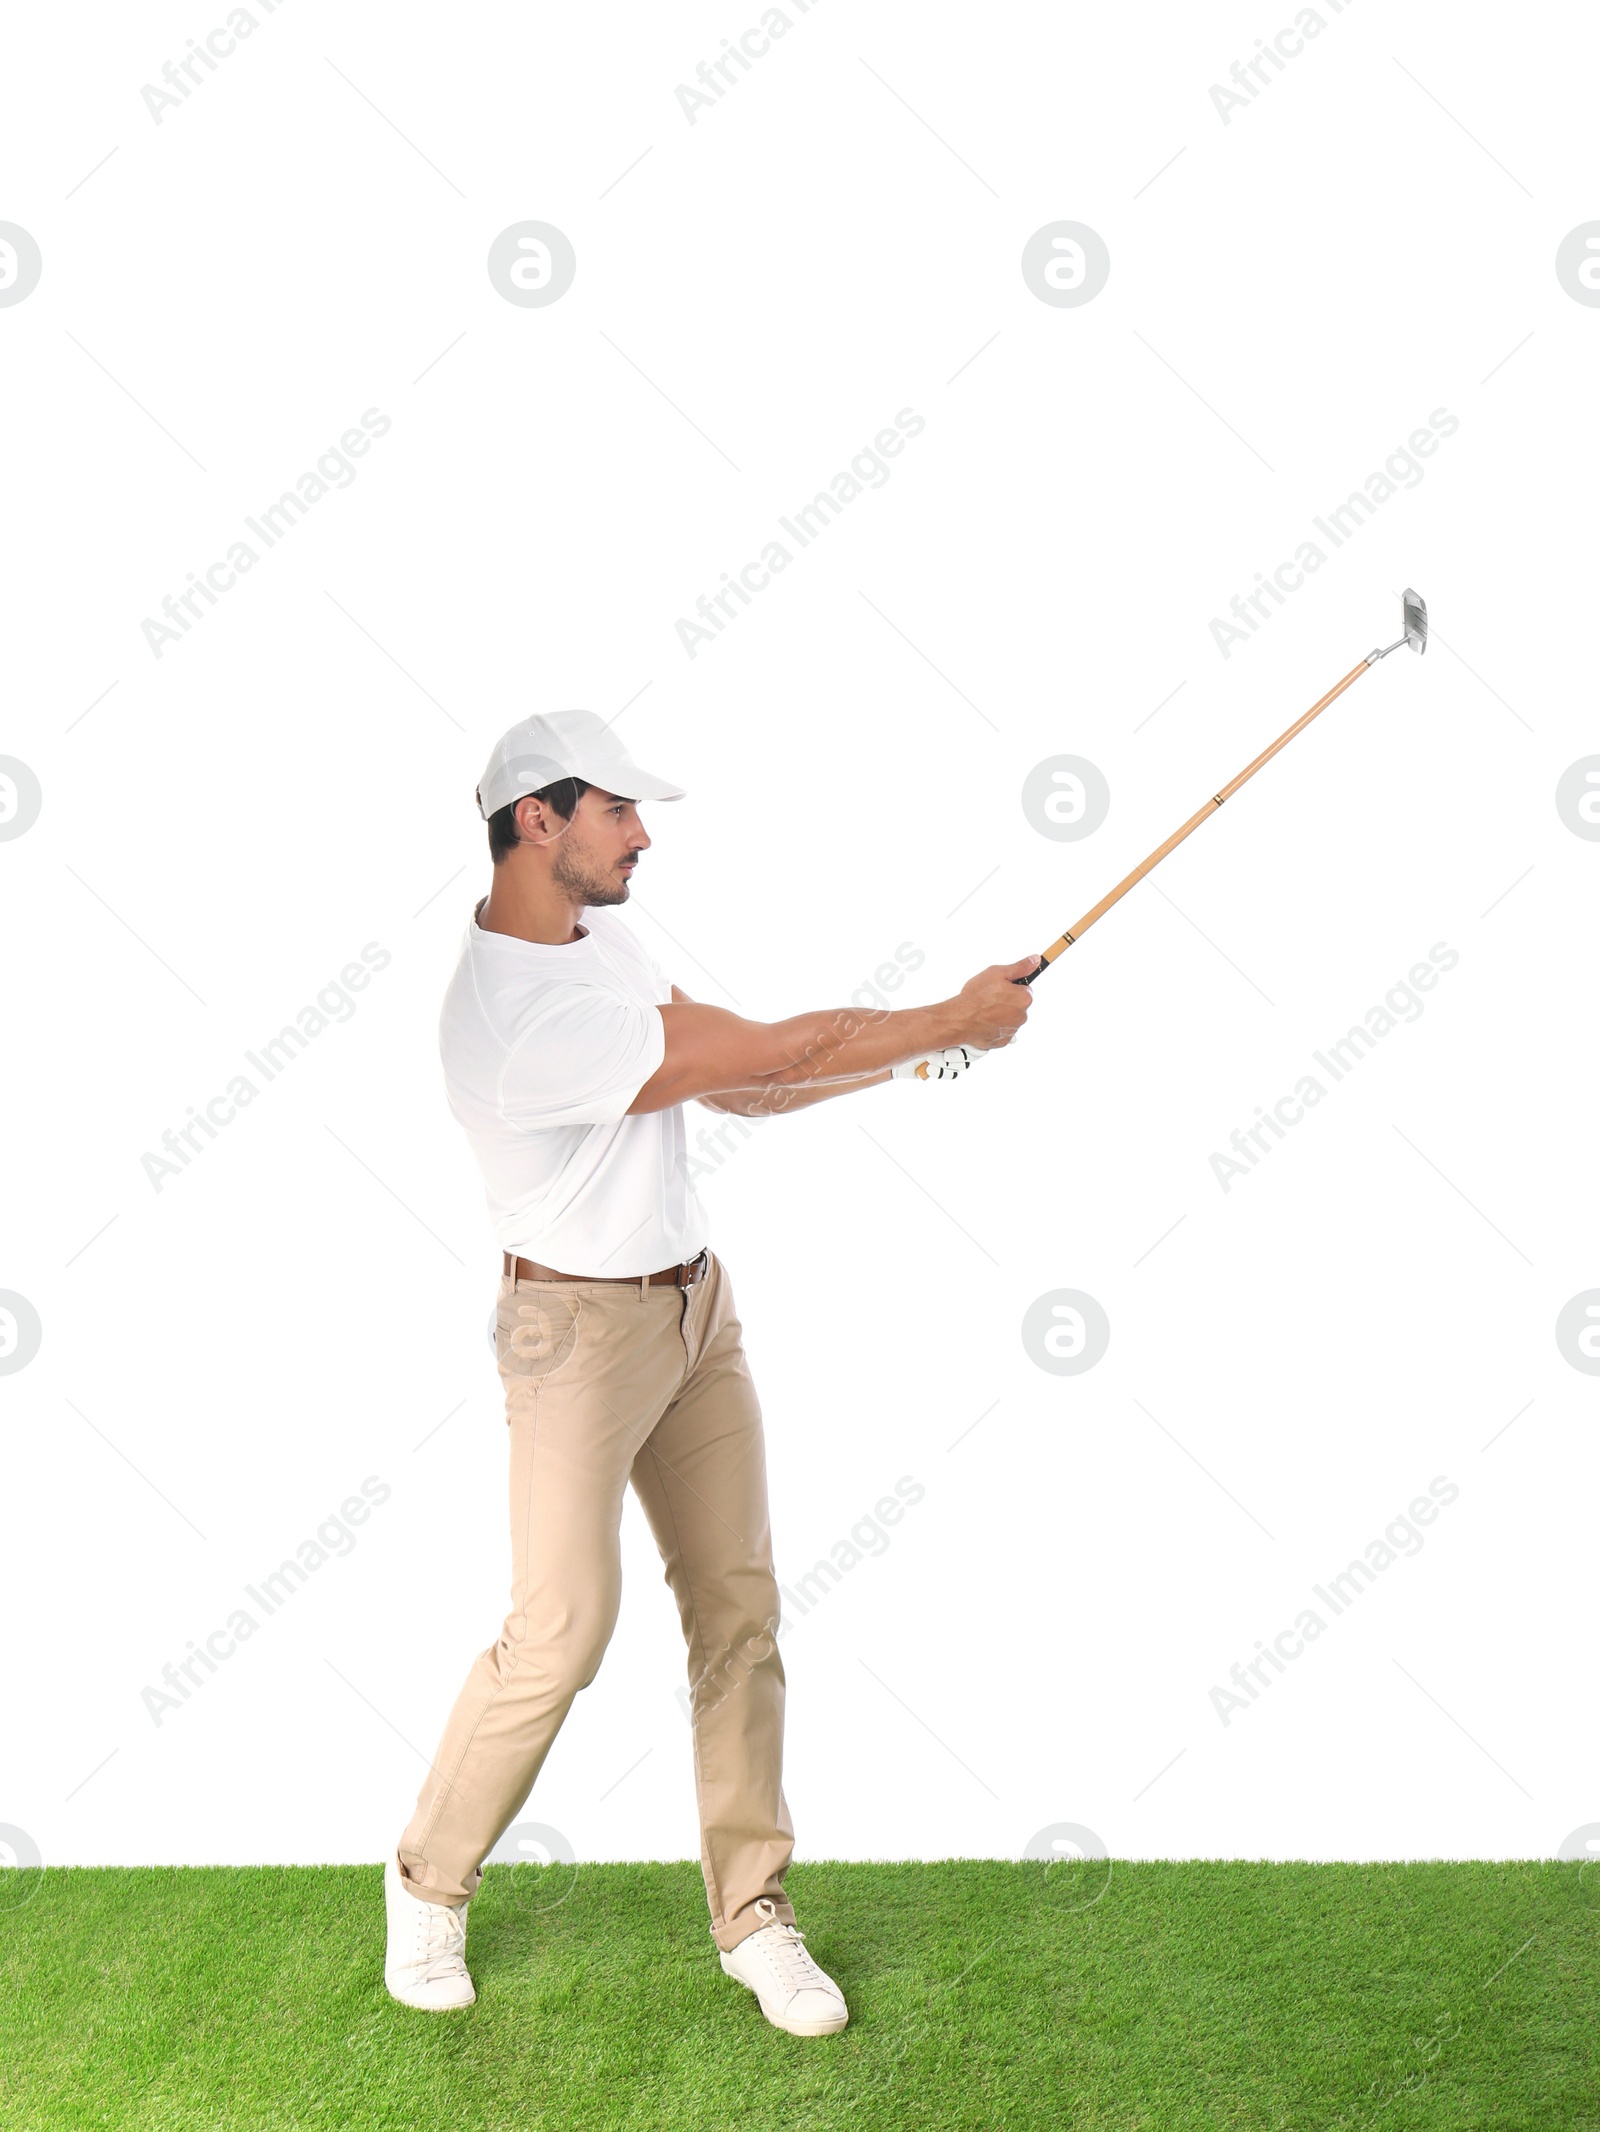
[2, 1861, 1595, 2130]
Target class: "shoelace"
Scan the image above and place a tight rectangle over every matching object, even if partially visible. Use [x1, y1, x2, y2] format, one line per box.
[751, 1921, 830, 1995]
[411, 1898, 468, 1983]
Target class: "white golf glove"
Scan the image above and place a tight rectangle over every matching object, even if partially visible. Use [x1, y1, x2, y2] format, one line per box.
[892, 1045, 984, 1081]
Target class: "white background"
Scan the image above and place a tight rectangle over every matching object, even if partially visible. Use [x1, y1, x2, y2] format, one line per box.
[3, 0, 1595, 1877]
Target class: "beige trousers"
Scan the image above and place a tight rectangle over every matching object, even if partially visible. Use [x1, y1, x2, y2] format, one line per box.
[397, 1251, 795, 1952]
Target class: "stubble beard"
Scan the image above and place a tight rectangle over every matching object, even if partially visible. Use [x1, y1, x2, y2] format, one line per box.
[550, 836, 629, 908]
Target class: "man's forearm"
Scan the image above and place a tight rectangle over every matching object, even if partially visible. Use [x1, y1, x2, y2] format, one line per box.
[701, 1066, 892, 1117]
[700, 997, 960, 1108]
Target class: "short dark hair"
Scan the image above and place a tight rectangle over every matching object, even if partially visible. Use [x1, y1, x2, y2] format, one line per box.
[487, 777, 590, 863]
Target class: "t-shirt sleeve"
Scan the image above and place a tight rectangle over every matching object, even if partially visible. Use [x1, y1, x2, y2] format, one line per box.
[496, 989, 666, 1130]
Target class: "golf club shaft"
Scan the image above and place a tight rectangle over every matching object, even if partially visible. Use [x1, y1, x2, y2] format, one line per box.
[911, 654, 1374, 1078]
[1020, 656, 1374, 981]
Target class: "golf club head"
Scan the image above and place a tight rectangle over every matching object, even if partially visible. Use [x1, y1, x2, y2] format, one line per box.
[1402, 587, 1427, 655]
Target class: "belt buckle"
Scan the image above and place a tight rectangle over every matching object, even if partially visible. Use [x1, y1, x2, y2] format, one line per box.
[682, 1248, 708, 1289]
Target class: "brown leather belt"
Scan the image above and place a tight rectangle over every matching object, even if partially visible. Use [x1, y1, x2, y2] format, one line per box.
[502, 1246, 709, 1289]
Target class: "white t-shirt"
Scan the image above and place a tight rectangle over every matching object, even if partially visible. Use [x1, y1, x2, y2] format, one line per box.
[439, 898, 709, 1276]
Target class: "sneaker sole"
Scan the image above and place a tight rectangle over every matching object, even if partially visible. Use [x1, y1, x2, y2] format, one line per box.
[384, 1978, 476, 2011]
[765, 2008, 849, 2037]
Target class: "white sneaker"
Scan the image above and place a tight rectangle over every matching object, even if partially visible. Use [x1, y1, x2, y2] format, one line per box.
[384, 1853, 476, 2010]
[720, 1898, 849, 2036]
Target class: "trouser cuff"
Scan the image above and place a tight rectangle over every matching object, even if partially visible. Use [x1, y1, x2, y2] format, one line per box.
[713, 1895, 797, 1953]
[396, 1847, 479, 1909]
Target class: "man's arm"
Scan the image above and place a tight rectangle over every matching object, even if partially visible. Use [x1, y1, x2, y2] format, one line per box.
[669, 989, 889, 1115]
[627, 960, 1036, 1118]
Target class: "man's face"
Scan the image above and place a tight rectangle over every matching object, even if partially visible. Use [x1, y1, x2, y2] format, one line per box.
[543, 787, 650, 906]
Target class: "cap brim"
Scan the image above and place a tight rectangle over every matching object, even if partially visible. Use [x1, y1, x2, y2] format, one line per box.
[580, 766, 686, 803]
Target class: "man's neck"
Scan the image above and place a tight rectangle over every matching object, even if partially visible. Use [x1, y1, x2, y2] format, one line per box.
[476, 872, 588, 945]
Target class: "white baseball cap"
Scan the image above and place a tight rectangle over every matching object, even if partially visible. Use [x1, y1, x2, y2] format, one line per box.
[475, 709, 686, 821]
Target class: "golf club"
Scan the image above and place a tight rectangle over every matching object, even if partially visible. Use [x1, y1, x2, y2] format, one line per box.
[910, 588, 1428, 1079]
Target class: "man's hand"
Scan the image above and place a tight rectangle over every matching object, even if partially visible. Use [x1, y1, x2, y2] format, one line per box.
[891, 1045, 978, 1081]
[944, 956, 1039, 1052]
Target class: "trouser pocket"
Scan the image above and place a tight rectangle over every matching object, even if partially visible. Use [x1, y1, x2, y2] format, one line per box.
[495, 1289, 582, 1414]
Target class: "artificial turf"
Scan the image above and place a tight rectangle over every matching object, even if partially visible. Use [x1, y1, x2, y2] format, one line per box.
[1, 1860, 1593, 2129]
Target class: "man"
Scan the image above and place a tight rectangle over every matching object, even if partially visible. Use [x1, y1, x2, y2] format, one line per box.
[385, 709, 1033, 2035]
